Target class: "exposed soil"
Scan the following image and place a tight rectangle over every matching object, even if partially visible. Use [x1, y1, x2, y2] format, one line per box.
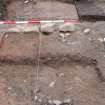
[6, 0, 78, 20]
[76, 0, 105, 21]
[0, 24, 105, 105]
[0, 64, 35, 105]
[0, 55, 103, 105]
[0, 0, 105, 105]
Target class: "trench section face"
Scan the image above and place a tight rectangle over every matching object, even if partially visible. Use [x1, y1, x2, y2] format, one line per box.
[0, 32, 104, 105]
[36, 61, 100, 105]
[1, 0, 105, 21]
[75, 0, 105, 21]
[1, 0, 78, 20]
[0, 55, 103, 105]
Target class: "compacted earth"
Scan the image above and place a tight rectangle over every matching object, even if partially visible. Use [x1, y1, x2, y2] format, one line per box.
[0, 0, 105, 105]
[0, 22, 105, 105]
[6, 0, 78, 20]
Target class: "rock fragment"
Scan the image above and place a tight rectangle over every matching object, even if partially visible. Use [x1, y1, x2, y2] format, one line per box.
[97, 37, 104, 42]
[34, 95, 38, 100]
[7, 87, 12, 90]
[83, 28, 90, 34]
[59, 33, 65, 38]
[48, 100, 53, 104]
[24, 0, 30, 3]
[104, 38, 105, 42]
[58, 33, 66, 42]
[53, 100, 62, 105]
[49, 81, 56, 87]
[65, 32, 71, 37]
[59, 32, 71, 38]
[63, 98, 72, 104]
[59, 23, 75, 32]
[59, 73, 64, 77]
[40, 23, 55, 34]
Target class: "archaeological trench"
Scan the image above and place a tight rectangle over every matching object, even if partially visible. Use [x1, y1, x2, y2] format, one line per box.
[0, 0, 105, 105]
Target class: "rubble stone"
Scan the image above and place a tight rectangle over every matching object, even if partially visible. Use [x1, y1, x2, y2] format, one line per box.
[59, 23, 75, 32]
[40, 23, 55, 34]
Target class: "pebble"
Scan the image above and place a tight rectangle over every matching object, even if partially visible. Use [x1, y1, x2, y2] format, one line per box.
[35, 95, 38, 100]
[3, 34, 8, 39]
[83, 28, 90, 34]
[97, 38, 104, 42]
[8, 87, 12, 90]
[65, 32, 71, 37]
[49, 81, 56, 87]
[24, 0, 30, 3]
[48, 100, 53, 104]
[103, 38, 105, 42]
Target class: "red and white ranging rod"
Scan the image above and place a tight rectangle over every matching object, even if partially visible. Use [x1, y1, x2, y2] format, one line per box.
[0, 19, 79, 24]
